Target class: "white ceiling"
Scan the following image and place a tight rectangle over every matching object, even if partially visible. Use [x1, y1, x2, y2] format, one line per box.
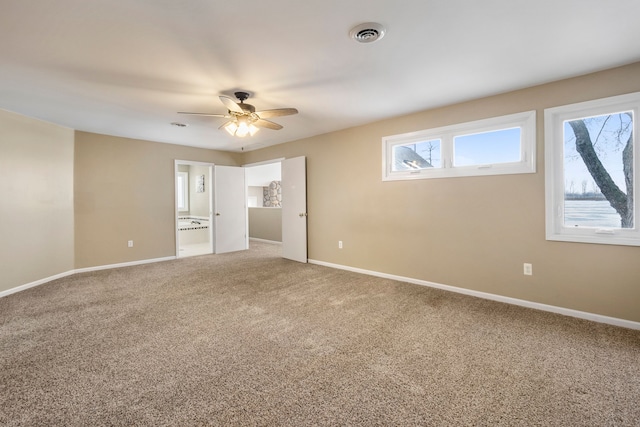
[2, 0, 639, 152]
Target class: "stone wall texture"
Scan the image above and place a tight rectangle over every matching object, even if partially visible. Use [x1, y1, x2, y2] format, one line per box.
[263, 181, 282, 207]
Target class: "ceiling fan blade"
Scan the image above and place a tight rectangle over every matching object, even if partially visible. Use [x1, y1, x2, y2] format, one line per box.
[219, 96, 244, 114]
[255, 108, 298, 119]
[177, 112, 230, 118]
[253, 119, 283, 130]
[218, 120, 234, 130]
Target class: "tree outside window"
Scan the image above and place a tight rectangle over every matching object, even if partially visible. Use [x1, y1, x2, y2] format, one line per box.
[545, 91, 640, 246]
[564, 112, 633, 228]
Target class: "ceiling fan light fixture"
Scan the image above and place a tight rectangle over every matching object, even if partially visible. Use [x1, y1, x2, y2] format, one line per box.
[224, 118, 259, 137]
[180, 91, 295, 137]
[224, 121, 238, 136]
[236, 121, 250, 137]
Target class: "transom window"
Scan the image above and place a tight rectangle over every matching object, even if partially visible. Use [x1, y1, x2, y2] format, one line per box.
[391, 139, 441, 171]
[545, 91, 640, 246]
[453, 127, 522, 166]
[382, 111, 536, 181]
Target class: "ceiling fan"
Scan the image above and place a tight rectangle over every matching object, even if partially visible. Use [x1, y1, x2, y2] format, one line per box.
[178, 91, 298, 137]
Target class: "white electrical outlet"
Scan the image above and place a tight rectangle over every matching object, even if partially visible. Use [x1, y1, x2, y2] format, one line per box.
[128, 240, 134, 248]
[338, 240, 343, 249]
[523, 263, 532, 276]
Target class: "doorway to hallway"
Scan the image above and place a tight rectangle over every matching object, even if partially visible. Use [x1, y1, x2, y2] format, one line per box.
[244, 156, 307, 263]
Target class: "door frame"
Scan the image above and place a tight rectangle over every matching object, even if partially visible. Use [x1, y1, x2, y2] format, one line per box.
[243, 158, 285, 247]
[174, 160, 215, 257]
[243, 157, 307, 261]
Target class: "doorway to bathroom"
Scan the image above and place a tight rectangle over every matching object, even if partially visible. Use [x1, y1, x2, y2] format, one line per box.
[175, 160, 214, 258]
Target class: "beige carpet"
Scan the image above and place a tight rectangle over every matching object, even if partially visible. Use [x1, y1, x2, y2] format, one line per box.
[1, 241, 638, 426]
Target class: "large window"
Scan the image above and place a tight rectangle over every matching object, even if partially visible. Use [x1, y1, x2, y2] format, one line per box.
[545, 92, 639, 246]
[382, 111, 536, 181]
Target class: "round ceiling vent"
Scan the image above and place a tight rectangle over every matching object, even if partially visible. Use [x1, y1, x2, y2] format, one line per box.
[349, 22, 386, 43]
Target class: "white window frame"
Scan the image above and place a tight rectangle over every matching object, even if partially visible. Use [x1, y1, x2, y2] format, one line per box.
[544, 91, 640, 246]
[382, 111, 536, 181]
[177, 171, 189, 212]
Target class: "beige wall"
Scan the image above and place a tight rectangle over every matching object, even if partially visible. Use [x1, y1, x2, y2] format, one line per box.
[249, 208, 282, 242]
[241, 62, 640, 322]
[0, 109, 75, 293]
[2, 62, 639, 323]
[74, 132, 240, 268]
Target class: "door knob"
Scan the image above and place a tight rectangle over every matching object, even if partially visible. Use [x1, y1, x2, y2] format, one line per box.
[216, 213, 221, 216]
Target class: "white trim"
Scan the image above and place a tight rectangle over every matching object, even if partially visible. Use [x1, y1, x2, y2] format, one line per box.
[249, 237, 282, 245]
[242, 158, 286, 168]
[308, 259, 640, 331]
[5, 254, 636, 330]
[382, 110, 536, 181]
[0, 256, 176, 299]
[0, 270, 76, 298]
[544, 91, 640, 246]
[73, 256, 176, 274]
[175, 159, 218, 167]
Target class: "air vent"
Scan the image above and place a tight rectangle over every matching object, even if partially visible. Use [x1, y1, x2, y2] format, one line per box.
[349, 22, 386, 43]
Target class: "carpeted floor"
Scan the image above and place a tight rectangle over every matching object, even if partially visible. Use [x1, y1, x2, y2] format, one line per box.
[1, 241, 639, 426]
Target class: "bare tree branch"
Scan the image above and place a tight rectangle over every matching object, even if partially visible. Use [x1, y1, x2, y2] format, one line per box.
[568, 119, 632, 227]
[593, 114, 611, 148]
[622, 130, 634, 227]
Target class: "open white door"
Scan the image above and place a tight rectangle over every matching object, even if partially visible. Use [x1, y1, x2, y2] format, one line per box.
[282, 156, 307, 262]
[214, 165, 247, 254]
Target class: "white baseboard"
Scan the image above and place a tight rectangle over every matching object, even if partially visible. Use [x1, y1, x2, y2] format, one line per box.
[249, 238, 282, 245]
[0, 256, 176, 299]
[0, 270, 77, 298]
[308, 259, 640, 331]
[5, 254, 638, 330]
[74, 256, 176, 274]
